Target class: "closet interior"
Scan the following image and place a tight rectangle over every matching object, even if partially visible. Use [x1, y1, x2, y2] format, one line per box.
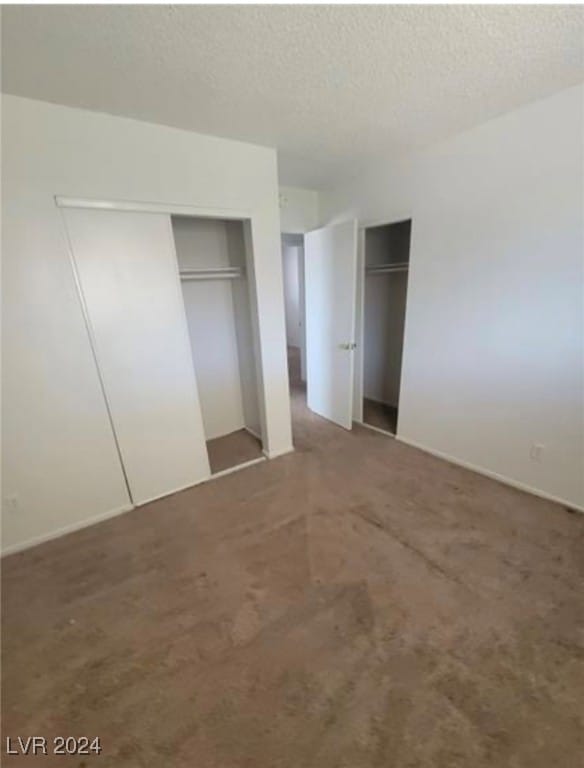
[62, 205, 266, 507]
[362, 219, 411, 436]
[172, 215, 264, 474]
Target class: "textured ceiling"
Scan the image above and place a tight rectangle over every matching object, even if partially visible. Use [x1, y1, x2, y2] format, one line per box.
[2, 5, 583, 189]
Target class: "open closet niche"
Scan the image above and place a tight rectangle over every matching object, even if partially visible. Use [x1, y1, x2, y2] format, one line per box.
[362, 219, 411, 436]
[172, 216, 264, 474]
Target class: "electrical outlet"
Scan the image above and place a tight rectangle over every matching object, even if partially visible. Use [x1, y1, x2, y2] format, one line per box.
[530, 443, 544, 462]
[4, 494, 20, 514]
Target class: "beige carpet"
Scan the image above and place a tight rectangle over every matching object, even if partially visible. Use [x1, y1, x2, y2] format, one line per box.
[2, 351, 583, 766]
[363, 398, 398, 435]
[207, 429, 263, 474]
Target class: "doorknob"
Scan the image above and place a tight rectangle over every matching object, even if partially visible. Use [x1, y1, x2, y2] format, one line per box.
[339, 342, 357, 350]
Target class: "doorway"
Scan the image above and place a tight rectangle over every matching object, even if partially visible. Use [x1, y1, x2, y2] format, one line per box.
[281, 233, 306, 395]
[172, 215, 265, 475]
[285, 217, 410, 439]
[360, 219, 411, 436]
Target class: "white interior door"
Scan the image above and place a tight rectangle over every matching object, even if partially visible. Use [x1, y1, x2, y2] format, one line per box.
[304, 219, 358, 429]
[64, 207, 211, 505]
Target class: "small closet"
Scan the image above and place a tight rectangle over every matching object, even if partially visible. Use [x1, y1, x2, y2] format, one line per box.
[361, 219, 411, 435]
[172, 216, 263, 474]
[62, 202, 267, 508]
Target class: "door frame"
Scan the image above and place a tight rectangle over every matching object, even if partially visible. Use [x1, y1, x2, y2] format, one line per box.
[55, 196, 252, 221]
[56, 195, 268, 488]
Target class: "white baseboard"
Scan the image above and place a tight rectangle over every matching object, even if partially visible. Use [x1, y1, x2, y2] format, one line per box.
[1, 502, 135, 557]
[209, 456, 266, 480]
[396, 435, 584, 514]
[244, 426, 262, 442]
[1, 456, 263, 556]
[138, 473, 212, 506]
[263, 445, 295, 460]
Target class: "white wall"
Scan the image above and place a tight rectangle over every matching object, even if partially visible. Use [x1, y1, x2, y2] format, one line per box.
[282, 244, 301, 347]
[173, 217, 247, 441]
[278, 185, 319, 234]
[2, 95, 292, 553]
[322, 85, 584, 510]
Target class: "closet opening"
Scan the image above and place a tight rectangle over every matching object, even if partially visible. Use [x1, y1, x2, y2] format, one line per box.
[172, 215, 264, 475]
[361, 219, 411, 436]
[281, 233, 306, 397]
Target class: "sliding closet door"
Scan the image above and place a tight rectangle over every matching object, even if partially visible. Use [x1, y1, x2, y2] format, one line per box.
[304, 219, 358, 429]
[64, 207, 211, 505]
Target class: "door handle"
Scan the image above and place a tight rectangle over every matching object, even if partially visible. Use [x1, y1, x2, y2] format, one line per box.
[339, 342, 357, 350]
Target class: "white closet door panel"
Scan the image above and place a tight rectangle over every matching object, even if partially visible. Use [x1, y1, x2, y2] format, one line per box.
[64, 208, 210, 504]
[304, 219, 358, 429]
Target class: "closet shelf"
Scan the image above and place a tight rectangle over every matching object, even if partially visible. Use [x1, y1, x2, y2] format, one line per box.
[366, 262, 409, 275]
[179, 267, 245, 281]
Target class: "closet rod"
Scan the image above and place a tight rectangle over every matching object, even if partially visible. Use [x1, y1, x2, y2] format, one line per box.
[179, 267, 245, 281]
[366, 262, 409, 274]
